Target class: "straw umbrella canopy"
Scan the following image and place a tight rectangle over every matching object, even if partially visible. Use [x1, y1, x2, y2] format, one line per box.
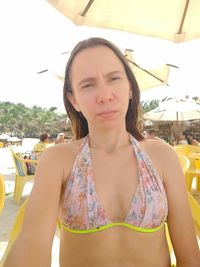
[0, 134, 10, 140]
[143, 98, 200, 121]
[143, 98, 200, 136]
[124, 49, 170, 91]
[47, 0, 200, 43]
[39, 49, 170, 92]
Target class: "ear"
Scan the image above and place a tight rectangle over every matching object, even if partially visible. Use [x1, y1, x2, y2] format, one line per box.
[67, 93, 81, 112]
[129, 83, 132, 100]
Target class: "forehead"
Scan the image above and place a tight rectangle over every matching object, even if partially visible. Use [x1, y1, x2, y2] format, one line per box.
[70, 46, 125, 82]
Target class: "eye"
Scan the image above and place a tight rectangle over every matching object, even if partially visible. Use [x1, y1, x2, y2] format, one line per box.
[81, 83, 94, 89]
[110, 76, 121, 81]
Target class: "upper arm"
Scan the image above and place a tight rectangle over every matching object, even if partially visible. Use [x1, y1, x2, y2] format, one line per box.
[159, 145, 200, 263]
[20, 146, 69, 244]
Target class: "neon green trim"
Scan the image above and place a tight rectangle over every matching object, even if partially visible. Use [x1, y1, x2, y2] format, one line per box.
[61, 222, 164, 234]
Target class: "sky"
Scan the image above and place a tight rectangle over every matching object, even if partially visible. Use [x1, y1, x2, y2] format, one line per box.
[0, 0, 200, 113]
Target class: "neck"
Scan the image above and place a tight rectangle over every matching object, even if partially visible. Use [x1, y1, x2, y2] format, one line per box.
[88, 128, 130, 153]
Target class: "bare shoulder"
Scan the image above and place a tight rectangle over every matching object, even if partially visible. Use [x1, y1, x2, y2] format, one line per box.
[42, 138, 83, 159]
[139, 139, 180, 181]
[139, 138, 175, 157]
[36, 138, 85, 183]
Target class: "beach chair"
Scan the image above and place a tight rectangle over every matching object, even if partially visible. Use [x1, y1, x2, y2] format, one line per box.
[177, 154, 200, 238]
[165, 154, 190, 255]
[187, 145, 200, 153]
[186, 157, 200, 193]
[0, 199, 28, 267]
[0, 174, 5, 215]
[0, 198, 60, 267]
[187, 192, 200, 239]
[177, 154, 190, 174]
[10, 150, 37, 204]
[166, 153, 200, 261]
[174, 145, 190, 156]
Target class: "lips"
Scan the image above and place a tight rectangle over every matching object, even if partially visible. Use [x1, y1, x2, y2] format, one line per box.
[97, 110, 117, 118]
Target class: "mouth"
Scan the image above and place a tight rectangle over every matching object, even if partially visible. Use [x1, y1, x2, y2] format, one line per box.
[97, 110, 117, 118]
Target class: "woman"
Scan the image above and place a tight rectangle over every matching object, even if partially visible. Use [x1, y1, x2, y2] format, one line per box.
[54, 133, 67, 144]
[177, 132, 188, 145]
[187, 134, 200, 146]
[33, 133, 49, 153]
[4, 38, 199, 267]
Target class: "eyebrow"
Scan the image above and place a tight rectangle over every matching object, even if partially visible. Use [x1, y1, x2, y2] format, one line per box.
[77, 71, 122, 87]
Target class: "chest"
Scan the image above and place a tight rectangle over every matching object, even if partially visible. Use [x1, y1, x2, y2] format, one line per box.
[90, 147, 139, 220]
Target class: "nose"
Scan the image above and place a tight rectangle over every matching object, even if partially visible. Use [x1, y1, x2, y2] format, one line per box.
[96, 82, 114, 104]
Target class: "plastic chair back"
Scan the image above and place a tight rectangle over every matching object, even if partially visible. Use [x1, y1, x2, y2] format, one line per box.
[187, 192, 200, 239]
[174, 145, 190, 156]
[0, 198, 60, 266]
[0, 174, 5, 215]
[178, 154, 190, 174]
[11, 151, 27, 177]
[10, 150, 37, 204]
[187, 145, 200, 153]
[0, 199, 27, 266]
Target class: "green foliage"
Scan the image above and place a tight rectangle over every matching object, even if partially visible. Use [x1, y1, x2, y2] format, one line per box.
[0, 102, 71, 138]
[140, 99, 160, 113]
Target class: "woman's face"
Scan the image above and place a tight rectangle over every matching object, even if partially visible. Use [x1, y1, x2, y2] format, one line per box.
[68, 46, 131, 132]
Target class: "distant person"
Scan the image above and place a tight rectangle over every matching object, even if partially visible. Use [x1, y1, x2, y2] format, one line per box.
[186, 134, 200, 146]
[142, 130, 148, 138]
[54, 133, 67, 144]
[33, 133, 48, 153]
[146, 129, 165, 142]
[178, 132, 188, 145]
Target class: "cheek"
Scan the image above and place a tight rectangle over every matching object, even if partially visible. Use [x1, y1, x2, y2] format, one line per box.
[76, 94, 96, 112]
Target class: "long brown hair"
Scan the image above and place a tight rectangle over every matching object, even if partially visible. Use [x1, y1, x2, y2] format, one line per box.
[63, 37, 144, 141]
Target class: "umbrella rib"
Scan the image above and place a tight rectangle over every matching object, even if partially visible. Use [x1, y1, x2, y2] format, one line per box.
[166, 63, 179, 69]
[178, 0, 190, 34]
[126, 58, 168, 85]
[81, 0, 95, 17]
[37, 69, 48, 74]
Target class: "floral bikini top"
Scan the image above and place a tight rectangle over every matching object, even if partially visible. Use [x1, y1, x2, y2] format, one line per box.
[60, 135, 168, 234]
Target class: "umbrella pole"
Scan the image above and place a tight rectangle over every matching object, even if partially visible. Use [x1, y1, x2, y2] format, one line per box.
[176, 112, 179, 140]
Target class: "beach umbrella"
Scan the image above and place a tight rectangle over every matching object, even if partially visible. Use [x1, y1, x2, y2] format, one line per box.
[124, 49, 170, 91]
[143, 98, 200, 136]
[143, 98, 200, 121]
[47, 0, 200, 43]
[7, 137, 21, 142]
[38, 49, 170, 91]
[0, 134, 10, 140]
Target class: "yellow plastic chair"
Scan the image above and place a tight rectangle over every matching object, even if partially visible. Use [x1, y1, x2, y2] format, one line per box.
[174, 145, 190, 156]
[0, 198, 60, 267]
[175, 144, 200, 154]
[177, 154, 190, 174]
[187, 144, 200, 153]
[177, 154, 200, 233]
[166, 155, 200, 259]
[0, 199, 28, 267]
[165, 154, 191, 254]
[10, 150, 37, 204]
[0, 174, 5, 215]
[0, 142, 4, 148]
[186, 157, 200, 193]
[187, 192, 200, 239]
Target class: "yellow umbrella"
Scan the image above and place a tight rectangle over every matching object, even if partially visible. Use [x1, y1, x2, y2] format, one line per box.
[47, 0, 200, 43]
